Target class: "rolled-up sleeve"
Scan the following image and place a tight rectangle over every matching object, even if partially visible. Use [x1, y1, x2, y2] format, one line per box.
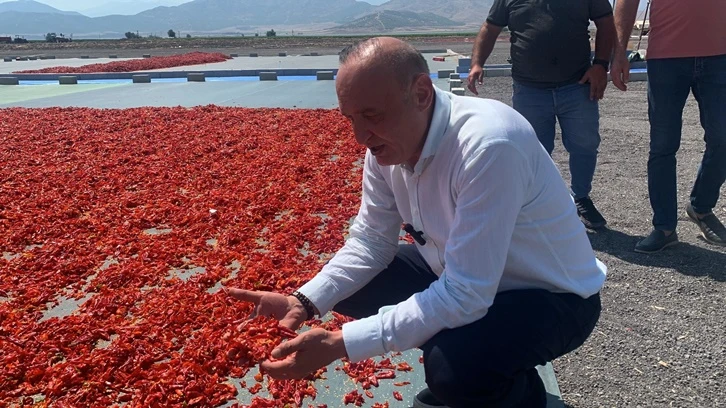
[341, 141, 531, 362]
[297, 150, 403, 317]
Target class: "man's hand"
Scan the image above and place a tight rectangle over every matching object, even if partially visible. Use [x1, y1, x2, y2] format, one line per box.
[224, 287, 308, 330]
[579, 64, 608, 100]
[260, 328, 348, 380]
[610, 53, 630, 91]
[467, 64, 484, 95]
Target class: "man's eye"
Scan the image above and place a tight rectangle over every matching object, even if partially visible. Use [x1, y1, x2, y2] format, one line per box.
[365, 114, 382, 122]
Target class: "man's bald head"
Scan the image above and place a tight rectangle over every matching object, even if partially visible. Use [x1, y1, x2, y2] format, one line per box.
[338, 37, 430, 91]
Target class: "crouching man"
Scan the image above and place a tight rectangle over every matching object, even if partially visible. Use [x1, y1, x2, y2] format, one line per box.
[226, 37, 606, 408]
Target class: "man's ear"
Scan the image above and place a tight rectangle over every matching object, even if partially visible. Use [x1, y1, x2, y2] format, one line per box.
[411, 73, 434, 112]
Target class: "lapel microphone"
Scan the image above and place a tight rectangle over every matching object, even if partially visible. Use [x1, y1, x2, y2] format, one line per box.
[403, 223, 427, 246]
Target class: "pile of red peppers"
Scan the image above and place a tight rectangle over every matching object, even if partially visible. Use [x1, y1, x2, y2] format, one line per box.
[13, 52, 231, 74]
[0, 106, 415, 407]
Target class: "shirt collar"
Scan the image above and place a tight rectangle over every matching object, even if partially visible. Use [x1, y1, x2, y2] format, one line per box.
[404, 86, 452, 175]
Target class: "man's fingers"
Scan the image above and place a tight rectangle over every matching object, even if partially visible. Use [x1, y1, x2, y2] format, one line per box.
[260, 358, 295, 379]
[596, 85, 605, 100]
[280, 315, 301, 330]
[578, 73, 589, 85]
[271, 336, 304, 359]
[225, 287, 263, 303]
[467, 72, 481, 95]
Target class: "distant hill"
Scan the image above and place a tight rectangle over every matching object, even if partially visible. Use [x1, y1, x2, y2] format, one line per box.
[335, 10, 462, 31]
[134, 0, 374, 31]
[0, 0, 83, 16]
[0, 0, 491, 37]
[377, 0, 494, 25]
[80, 0, 192, 18]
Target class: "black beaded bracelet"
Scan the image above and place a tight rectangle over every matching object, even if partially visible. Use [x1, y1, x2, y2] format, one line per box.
[292, 290, 316, 320]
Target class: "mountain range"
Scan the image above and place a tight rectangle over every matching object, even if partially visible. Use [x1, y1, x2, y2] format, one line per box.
[0, 0, 81, 16]
[0, 0, 493, 37]
[79, 1, 192, 18]
[335, 10, 462, 32]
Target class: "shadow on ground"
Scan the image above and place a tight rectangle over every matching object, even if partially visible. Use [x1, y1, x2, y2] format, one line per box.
[587, 228, 726, 282]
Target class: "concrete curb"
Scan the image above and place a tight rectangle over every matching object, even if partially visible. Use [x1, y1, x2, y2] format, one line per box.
[132, 74, 151, 83]
[0, 77, 19, 85]
[6, 63, 650, 83]
[187, 73, 205, 82]
[58, 75, 78, 85]
[316, 71, 334, 80]
[259, 71, 278, 81]
[10, 68, 342, 81]
[538, 363, 565, 408]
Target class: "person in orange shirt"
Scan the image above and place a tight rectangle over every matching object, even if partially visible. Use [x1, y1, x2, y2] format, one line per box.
[612, 0, 726, 253]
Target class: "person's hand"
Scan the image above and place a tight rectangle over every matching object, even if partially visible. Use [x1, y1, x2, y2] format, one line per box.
[224, 287, 308, 330]
[579, 64, 608, 100]
[467, 64, 484, 95]
[610, 53, 630, 91]
[260, 328, 348, 379]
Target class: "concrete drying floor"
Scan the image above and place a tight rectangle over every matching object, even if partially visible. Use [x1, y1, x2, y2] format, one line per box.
[0, 53, 461, 75]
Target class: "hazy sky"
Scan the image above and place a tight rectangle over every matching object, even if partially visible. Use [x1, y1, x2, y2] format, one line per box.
[0, 0, 645, 14]
[0, 0, 191, 12]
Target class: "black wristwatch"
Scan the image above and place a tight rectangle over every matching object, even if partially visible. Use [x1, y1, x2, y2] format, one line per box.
[592, 58, 609, 70]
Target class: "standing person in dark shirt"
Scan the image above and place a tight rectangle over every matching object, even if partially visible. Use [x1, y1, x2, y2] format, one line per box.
[467, 0, 617, 230]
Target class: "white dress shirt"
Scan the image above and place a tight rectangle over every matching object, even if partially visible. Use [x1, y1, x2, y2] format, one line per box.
[298, 87, 607, 363]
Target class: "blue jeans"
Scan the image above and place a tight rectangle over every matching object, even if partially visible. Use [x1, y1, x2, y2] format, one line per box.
[646, 54, 726, 231]
[512, 81, 600, 200]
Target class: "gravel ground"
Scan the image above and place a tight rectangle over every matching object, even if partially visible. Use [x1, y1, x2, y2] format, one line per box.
[471, 78, 726, 408]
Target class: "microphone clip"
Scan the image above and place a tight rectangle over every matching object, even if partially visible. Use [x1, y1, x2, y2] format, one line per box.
[403, 223, 427, 246]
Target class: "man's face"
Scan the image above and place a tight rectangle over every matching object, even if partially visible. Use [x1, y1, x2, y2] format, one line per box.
[336, 61, 429, 167]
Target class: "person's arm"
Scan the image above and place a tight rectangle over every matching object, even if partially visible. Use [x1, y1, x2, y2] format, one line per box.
[467, 0, 506, 94]
[611, 0, 640, 91]
[593, 15, 616, 62]
[296, 150, 402, 317]
[341, 139, 530, 362]
[579, 0, 616, 100]
[471, 22, 503, 69]
[613, 0, 641, 56]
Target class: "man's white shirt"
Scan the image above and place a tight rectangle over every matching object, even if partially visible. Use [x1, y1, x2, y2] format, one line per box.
[298, 87, 607, 363]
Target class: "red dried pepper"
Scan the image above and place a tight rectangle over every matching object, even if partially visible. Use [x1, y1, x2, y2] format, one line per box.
[343, 390, 365, 406]
[0, 106, 371, 407]
[13, 52, 231, 74]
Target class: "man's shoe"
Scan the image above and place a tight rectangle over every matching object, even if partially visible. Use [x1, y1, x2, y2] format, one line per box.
[686, 204, 726, 246]
[634, 229, 679, 253]
[413, 388, 449, 408]
[575, 196, 607, 229]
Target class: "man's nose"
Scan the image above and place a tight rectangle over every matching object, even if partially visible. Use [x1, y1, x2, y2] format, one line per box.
[353, 124, 372, 145]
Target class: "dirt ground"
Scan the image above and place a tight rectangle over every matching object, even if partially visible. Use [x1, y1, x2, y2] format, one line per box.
[0, 35, 488, 59]
[472, 78, 725, 408]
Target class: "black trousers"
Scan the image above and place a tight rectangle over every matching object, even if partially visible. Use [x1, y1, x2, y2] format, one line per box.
[333, 245, 602, 408]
